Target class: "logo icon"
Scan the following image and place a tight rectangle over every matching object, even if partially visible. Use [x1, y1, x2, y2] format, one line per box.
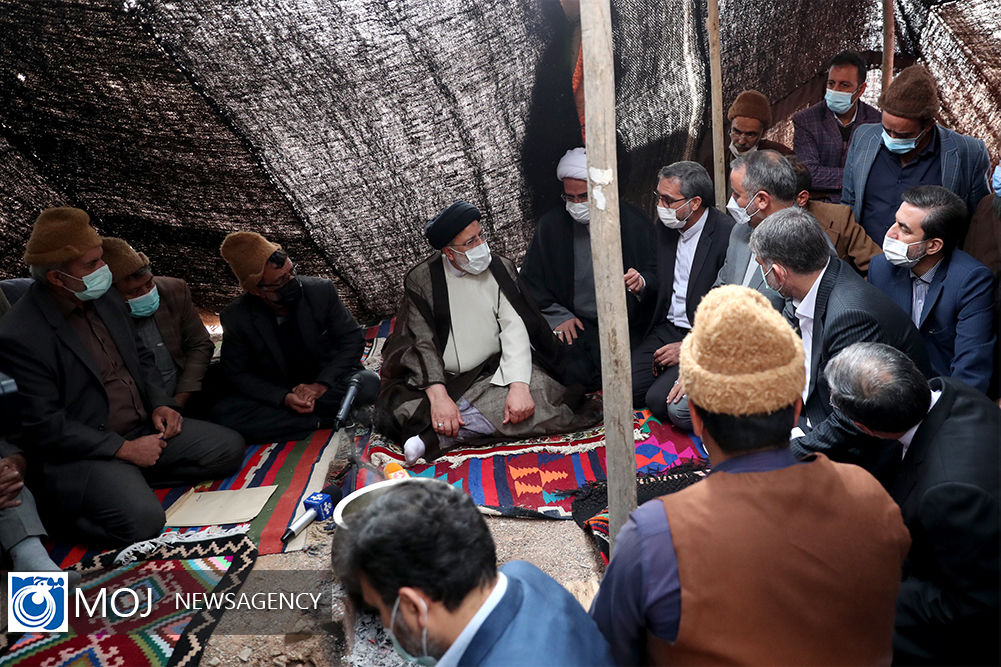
[7, 572, 68, 632]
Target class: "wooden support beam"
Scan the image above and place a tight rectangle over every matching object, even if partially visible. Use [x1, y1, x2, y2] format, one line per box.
[579, 0, 637, 554]
[706, 0, 726, 208]
[882, 0, 895, 92]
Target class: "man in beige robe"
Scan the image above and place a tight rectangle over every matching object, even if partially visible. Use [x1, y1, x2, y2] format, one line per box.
[376, 201, 600, 464]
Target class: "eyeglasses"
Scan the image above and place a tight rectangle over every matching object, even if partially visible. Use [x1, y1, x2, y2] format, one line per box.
[561, 193, 588, 204]
[258, 263, 296, 291]
[730, 127, 761, 140]
[449, 233, 486, 250]
[653, 191, 688, 207]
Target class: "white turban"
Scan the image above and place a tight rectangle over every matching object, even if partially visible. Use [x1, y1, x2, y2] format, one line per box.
[556, 147, 588, 181]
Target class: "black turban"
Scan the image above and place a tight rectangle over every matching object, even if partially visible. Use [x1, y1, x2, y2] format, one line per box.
[425, 200, 481, 249]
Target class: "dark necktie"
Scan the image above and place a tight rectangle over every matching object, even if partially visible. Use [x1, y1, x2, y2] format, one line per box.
[782, 299, 801, 336]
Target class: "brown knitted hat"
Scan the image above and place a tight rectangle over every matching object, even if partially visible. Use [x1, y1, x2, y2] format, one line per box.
[680, 285, 804, 416]
[101, 237, 150, 283]
[878, 64, 939, 120]
[219, 231, 282, 291]
[727, 90, 773, 130]
[23, 207, 102, 266]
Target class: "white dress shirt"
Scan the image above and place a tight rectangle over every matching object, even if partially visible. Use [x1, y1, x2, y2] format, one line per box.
[666, 209, 707, 329]
[437, 573, 508, 667]
[791, 259, 831, 402]
[898, 389, 942, 460]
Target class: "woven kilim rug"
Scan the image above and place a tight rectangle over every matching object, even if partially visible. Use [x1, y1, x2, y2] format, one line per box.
[48, 428, 336, 569]
[345, 412, 706, 519]
[2, 532, 257, 666]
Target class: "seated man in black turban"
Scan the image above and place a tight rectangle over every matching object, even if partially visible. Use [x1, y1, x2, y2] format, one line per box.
[375, 201, 601, 464]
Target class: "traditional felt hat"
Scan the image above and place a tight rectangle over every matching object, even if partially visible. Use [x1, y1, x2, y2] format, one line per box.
[101, 237, 150, 283]
[727, 89, 773, 130]
[219, 231, 282, 292]
[425, 201, 481, 250]
[679, 285, 804, 416]
[23, 207, 102, 266]
[878, 64, 939, 120]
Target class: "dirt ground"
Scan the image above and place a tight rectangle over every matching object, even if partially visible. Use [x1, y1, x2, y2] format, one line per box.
[200, 432, 605, 666]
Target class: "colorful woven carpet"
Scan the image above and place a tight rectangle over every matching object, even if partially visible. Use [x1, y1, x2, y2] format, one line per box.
[48, 429, 336, 569]
[2, 532, 257, 666]
[346, 411, 706, 519]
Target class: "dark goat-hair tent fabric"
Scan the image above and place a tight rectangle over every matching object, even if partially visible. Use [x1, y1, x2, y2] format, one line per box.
[1, 0, 998, 321]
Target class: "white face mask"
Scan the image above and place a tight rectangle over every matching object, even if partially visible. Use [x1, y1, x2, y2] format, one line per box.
[726, 194, 760, 226]
[566, 201, 590, 224]
[657, 200, 693, 229]
[882, 235, 927, 269]
[451, 241, 492, 275]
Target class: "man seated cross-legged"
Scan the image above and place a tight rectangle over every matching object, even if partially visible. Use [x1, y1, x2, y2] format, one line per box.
[0, 208, 244, 548]
[376, 200, 600, 465]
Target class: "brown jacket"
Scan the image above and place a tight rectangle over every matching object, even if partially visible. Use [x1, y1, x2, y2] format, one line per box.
[152, 276, 214, 394]
[648, 453, 910, 666]
[807, 199, 882, 274]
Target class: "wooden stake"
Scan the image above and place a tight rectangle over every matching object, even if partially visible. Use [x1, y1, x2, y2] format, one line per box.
[706, 0, 726, 208]
[882, 0, 895, 92]
[579, 0, 637, 554]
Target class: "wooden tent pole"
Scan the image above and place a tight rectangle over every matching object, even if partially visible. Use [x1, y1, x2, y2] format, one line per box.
[579, 0, 637, 554]
[706, 0, 726, 208]
[882, 0, 895, 92]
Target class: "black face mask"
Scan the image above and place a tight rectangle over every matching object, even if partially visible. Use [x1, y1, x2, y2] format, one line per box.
[274, 277, 303, 308]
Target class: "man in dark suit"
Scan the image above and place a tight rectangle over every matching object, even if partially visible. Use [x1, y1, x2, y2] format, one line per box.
[826, 343, 999, 665]
[748, 207, 931, 477]
[869, 186, 995, 393]
[101, 237, 215, 409]
[629, 161, 732, 421]
[212, 231, 367, 442]
[792, 51, 881, 204]
[520, 147, 655, 390]
[0, 208, 244, 547]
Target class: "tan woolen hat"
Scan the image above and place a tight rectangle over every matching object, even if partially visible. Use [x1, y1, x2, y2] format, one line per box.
[727, 89, 773, 130]
[878, 64, 939, 120]
[219, 231, 282, 292]
[679, 285, 804, 416]
[23, 207, 102, 266]
[101, 237, 150, 283]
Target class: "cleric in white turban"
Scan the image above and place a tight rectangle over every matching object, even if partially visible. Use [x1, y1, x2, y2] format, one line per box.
[518, 146, 658, 391]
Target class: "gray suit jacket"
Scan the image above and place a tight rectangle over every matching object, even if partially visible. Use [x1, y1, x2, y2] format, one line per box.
[713, 222, 784, 309]
[842, 124, 991, 224]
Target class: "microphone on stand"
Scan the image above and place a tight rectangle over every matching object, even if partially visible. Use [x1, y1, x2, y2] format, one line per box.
[333, 370, 381, 430]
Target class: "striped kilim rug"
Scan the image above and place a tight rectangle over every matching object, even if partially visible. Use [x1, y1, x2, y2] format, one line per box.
[48, 429, 337, 569]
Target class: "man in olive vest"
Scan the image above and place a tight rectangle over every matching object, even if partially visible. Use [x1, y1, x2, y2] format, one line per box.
[590, 285, 910, 665]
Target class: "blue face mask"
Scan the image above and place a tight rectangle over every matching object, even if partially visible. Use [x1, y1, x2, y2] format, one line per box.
[882, 127, 927, 155]
[824, 88, 856, 115]
[60, 264, 113, 301]
[388, 596, 437, 666]
[992, 164, 1001, 197]
[128, 285, 160, 318]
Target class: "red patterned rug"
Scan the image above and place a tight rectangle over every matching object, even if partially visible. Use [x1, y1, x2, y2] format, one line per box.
[2, 532, 257, 666]
[345, 411, 706, 518]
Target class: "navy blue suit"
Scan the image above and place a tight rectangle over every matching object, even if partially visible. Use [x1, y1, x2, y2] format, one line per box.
[869, 250, 995, 393]
[459, 561, 615, 666]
